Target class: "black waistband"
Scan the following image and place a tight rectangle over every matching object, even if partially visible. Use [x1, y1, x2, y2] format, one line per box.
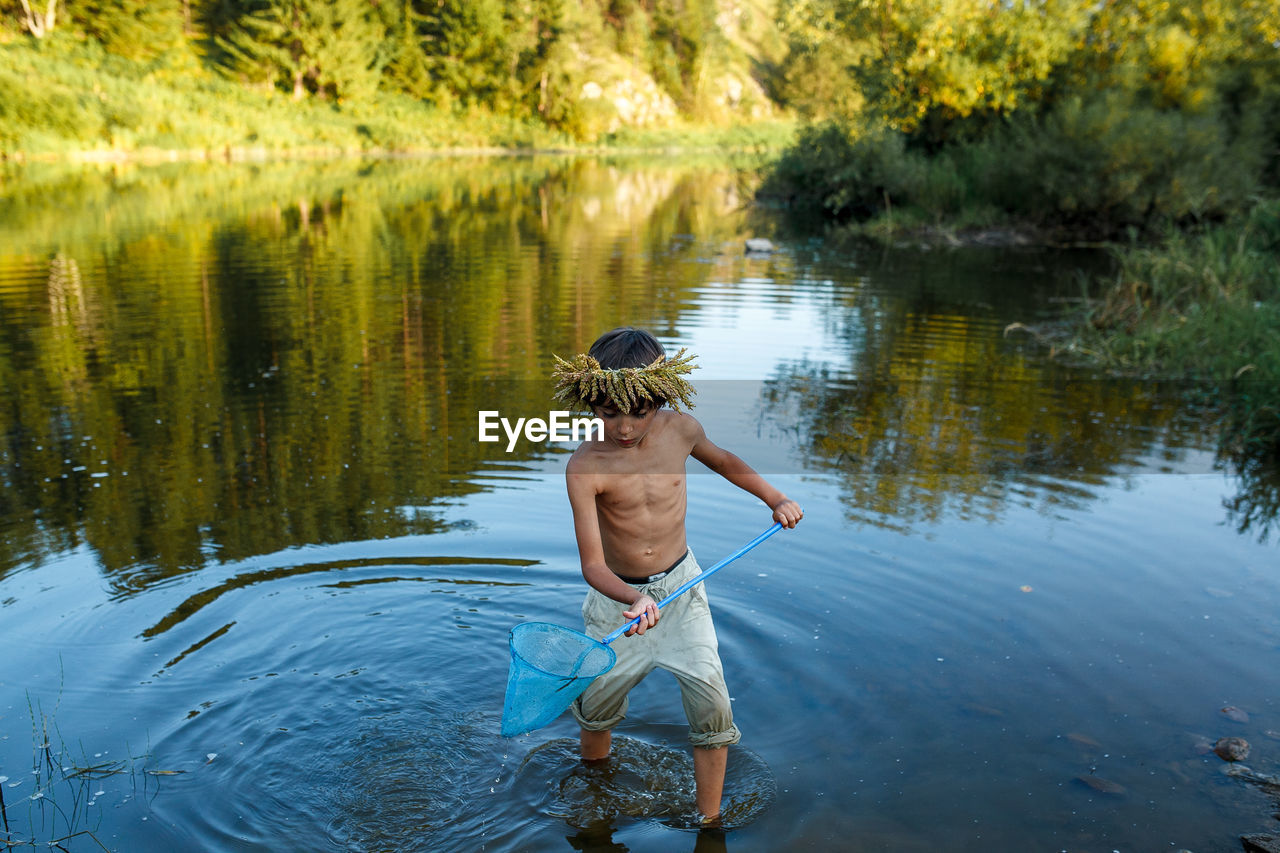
[616, 549, 690, 585]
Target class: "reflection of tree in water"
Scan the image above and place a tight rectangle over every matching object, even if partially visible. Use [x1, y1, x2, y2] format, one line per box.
[760, 335, 1212, 531]
[1215, 384, 1280, 543]
[1221, 446, 1280, 544]
[747, 238, 1209, 526]
[757, 239, 1280, 542]
[0, 158, 763, 591]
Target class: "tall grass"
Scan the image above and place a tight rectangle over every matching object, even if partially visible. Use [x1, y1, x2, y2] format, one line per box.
[0, 38, 797, 158]
[1080, 199, 1280, 455]
[0, 37, 563, 156]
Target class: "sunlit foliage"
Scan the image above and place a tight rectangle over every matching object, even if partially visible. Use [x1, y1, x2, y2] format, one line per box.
[219, 0, 388, 100]
[779, 0, 1088, 141]
[770, 0, 1280, 230]
[0, 0, 777, 143]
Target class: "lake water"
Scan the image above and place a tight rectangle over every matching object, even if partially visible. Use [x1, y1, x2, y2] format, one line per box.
[1, 156, 1277, 852]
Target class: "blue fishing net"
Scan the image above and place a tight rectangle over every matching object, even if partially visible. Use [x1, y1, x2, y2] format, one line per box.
[501, 622, 616, 737]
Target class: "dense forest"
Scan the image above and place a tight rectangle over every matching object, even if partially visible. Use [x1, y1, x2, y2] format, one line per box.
[767, 0, 1279, 235]
[3, 1, 1276, 182]
[0, 0, 788, 150]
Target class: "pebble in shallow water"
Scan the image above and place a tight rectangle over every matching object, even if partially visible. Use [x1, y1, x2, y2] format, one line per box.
[1221, 706, 1250, 723]
[1075, 775, 1125, 795]
[1213, 736, 1250, 762]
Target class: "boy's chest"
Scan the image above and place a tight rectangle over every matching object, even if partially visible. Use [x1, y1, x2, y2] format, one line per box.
[596, 472, 687, 512]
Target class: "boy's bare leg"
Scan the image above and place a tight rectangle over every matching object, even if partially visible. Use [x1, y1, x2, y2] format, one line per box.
[580, 728, 612, 761]
[693, 745, 728, 821]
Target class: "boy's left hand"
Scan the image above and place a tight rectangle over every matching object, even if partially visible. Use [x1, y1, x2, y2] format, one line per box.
[622, 595, 660, 636]
[772, 498, 803, 528]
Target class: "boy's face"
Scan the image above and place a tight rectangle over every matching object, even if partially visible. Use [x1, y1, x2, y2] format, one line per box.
[591, 403, 658, 449]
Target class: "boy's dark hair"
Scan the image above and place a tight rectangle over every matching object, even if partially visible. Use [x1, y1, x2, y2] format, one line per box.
[588, 327, 668, 409]
[588, 327, 666, 370]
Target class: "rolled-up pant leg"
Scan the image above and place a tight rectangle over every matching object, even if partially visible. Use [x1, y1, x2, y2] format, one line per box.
[570, 588, 653, 730]
[654, 579, 741, 749]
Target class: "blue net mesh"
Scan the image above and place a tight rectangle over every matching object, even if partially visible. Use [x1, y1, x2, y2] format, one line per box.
[500, 622, 616, 737]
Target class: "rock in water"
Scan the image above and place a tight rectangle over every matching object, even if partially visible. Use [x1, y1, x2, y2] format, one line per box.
[1227, 763, 1280, 791]
[1075, 775, 1125, 794]
[1066, 732, 1102, 749]
[1242, 833, 1280, 853]
[1222, 706, 1250, 723]
[1214, 736, 1251, 762]
[744, 238, 775, 254]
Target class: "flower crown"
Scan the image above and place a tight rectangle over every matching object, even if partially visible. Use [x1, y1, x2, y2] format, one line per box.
[551, 348, 698, 413]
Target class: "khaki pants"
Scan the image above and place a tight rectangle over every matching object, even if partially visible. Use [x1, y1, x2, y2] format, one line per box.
[570, 550, 742, 748]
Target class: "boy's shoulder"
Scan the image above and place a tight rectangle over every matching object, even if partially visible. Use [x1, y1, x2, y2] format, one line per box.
[645, 409, 704, 447]
[658, 408, 703, 438]
[565, 440, 600, 474]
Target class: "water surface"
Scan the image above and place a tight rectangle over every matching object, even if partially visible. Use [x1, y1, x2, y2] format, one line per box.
[1, 156, 1277, 852]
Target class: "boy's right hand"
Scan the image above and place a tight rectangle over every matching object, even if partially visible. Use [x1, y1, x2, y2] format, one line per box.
[623, 595, 660, 636]
[771, 497, 804, 528]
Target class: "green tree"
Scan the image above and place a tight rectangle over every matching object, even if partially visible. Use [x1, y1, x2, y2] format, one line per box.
[1073, 0, 1280, 107]
[10, 0, 60, 37]
[72, 0, 185, 60]
[779, 0, 1088, 143]
[382, 0, 433, 100]
[648, 0, 719, 107]
[221, 0, 388, 101]
[418, 0, 526, 110]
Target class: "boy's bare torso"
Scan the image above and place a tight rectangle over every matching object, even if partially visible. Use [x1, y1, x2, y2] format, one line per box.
[569, 410, 695, 577]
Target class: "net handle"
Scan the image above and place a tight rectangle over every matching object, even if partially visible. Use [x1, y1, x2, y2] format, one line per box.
[601, 522, 784, 645]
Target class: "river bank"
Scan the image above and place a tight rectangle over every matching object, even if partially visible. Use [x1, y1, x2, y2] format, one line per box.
[0, 37, 795, 162]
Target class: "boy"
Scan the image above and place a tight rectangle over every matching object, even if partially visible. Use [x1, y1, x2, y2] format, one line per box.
[552, 327, 803, 822]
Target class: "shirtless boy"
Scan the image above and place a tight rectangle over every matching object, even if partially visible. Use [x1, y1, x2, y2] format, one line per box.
[552, 327, 803, 822]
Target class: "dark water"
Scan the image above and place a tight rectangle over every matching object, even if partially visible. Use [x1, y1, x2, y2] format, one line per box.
[1, 156, 1277, 852]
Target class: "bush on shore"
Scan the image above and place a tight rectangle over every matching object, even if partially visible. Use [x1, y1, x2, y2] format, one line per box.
[760, 90, 1272, 241]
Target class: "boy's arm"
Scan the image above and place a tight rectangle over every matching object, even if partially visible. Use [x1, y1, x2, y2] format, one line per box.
[565, 462, 660, 636]
[689, 420, 803, 528]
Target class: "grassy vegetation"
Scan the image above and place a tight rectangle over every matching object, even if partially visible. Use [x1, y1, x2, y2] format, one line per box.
[1075, 200, 1280, 456]
[601, 119, 797, 153]
[0, 36, 572, 156]
[0, 37, 794, 158]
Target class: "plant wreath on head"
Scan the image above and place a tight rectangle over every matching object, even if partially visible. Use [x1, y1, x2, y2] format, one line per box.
[551, 348, 698, 413]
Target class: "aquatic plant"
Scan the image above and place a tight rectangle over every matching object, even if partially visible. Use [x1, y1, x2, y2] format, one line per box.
[1081, 199, 1280, 434]
[3, 672, 187, 852]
